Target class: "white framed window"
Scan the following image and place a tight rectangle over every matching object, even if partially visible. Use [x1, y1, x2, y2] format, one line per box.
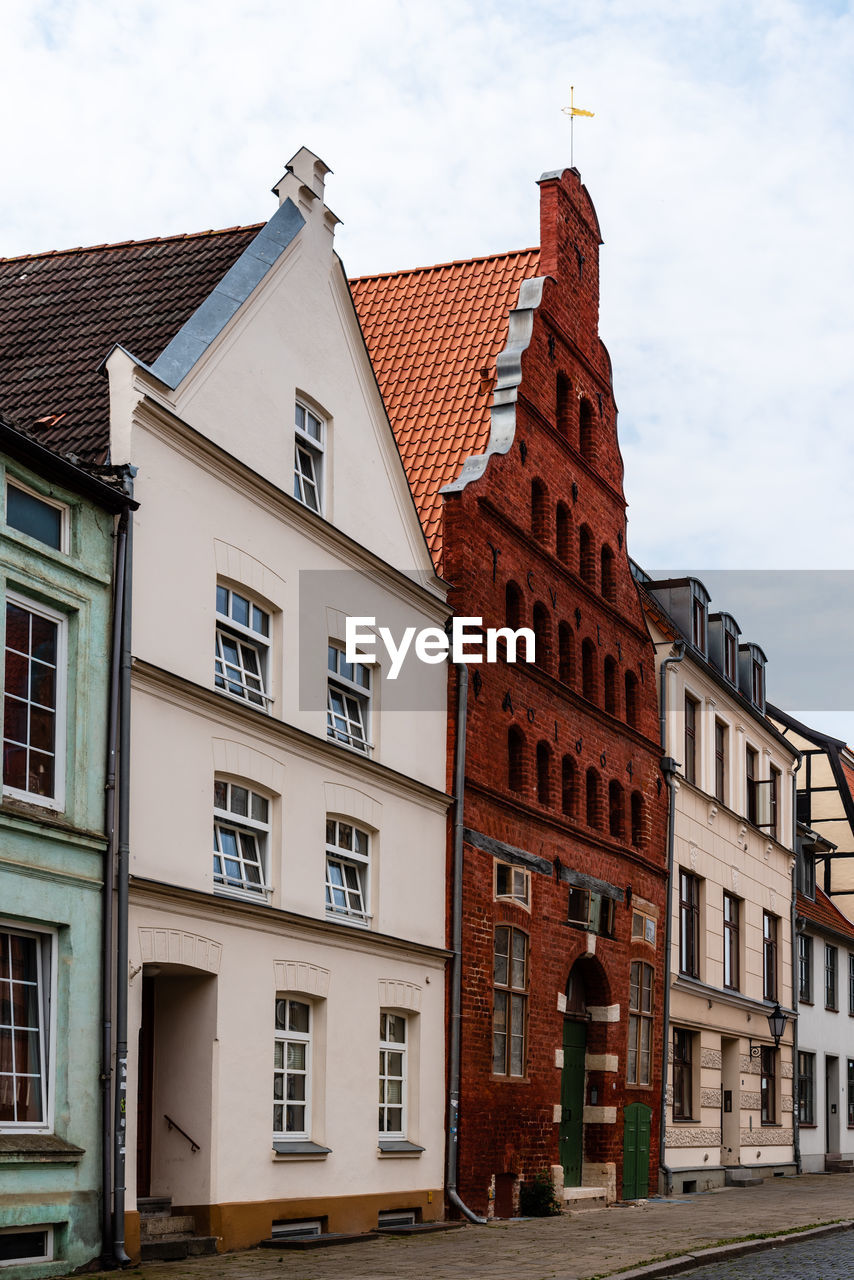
[213, 780, 271, 899]
[293, 401, 324, 514]
[325, 818, 370, 924]
[214, 585, 271, 710]
[5, 480, 67, 553]
[379, 1012, 406, 1137]
[0, 926, 53, 1131]
[273, 998, 311, 1139]
[326, 644, 371, 753]
[494, 861, 530, 909]
[0, 1225, 54, 1267]
[2, 593, 66, 809]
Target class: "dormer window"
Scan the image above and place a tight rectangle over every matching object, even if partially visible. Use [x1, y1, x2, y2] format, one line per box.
[724, 631, 737, 682]
[752, 657, 764, 706]
[293, 400, 324, 513]
[738, 642, 767, 713]
[692, 594, 706, 654]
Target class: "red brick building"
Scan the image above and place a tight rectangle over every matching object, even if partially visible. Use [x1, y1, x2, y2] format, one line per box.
[352, 167, 669, 1212]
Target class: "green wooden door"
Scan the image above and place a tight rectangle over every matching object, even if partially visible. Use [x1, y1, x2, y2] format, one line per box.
[559, 1020, 586, 1186]
[622, 1102, 652, 1199]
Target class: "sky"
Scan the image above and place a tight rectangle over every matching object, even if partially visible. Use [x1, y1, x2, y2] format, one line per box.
[3, 0, 854, 733]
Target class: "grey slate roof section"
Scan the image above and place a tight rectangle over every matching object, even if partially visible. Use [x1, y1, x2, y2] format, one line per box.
[148, 197, 306, 389]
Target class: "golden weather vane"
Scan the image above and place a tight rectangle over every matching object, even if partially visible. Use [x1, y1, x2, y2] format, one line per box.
[561, 86, 594, 168]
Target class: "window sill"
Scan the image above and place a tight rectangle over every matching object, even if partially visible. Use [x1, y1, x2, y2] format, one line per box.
[272, 1141, 331, 1160]
[326, 735, 374, 757]
[325, 912, 371, 929]
[214, 886, 272, 905]
[214, 686, 273, 714]
[0, 1133, 84, 1165]
[377, 1140, 424, 1156]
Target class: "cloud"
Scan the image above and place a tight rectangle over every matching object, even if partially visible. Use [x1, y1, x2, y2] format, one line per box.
[3, 0, 854, 727]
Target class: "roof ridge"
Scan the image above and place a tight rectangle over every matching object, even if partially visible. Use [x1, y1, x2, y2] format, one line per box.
[0, 222, 265, 265]
[350, 245, 539, 284]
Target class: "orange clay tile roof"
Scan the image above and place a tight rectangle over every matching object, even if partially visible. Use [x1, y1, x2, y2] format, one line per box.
[350, 247, 540, 564]
[798, 887, 854, 941]
[0, 225, 260, 461]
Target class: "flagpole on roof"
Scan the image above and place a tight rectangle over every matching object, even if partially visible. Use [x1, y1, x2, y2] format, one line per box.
[562, 86, 595, 168]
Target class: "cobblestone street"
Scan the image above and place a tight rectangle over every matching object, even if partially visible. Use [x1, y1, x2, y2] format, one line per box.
[71, 1175, 854, 1280]
[673, 1231, 854, 1279]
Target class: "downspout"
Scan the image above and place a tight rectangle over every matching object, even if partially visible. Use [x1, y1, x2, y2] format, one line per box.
[790, 756, 803, 1175]
[101, 506, 128, 1266]
[446, 659, 488, 1225]
[113, 478, 135, 1266]
[657, 642, 685, 1197]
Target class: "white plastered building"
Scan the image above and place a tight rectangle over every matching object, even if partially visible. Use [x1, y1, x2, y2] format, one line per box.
[103, 150, 450, 1253]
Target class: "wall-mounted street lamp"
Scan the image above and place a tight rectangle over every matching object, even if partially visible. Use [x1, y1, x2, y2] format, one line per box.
[749, 1004, 790, 1058]
[767, 1002, 788, 1048]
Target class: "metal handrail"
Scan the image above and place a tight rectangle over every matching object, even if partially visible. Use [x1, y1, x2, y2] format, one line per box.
[164, 1115, 200, 1153]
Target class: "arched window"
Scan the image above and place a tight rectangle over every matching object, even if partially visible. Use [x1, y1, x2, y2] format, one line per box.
[604, 655, 618, 716]
[625, 670, 639, 728]
[556, 372, 572, 440]
[531, 479, 548, 542]
[608, 780, 625, 839]
[562, 755, 577, 817]
[558, 622, 574, 686]
[581, 638, 597, 702]
[533, 602, 551, 672]
[579, 397, 595, 462]
[508, 726, 525, 794]
[631, 791, 644, 848]
[505, 580, 523, 631]
[601, 544, 616, 603]
[579, 524, 596, 587]
[556, 502, 572, 564]
[586, 768, 602, 828]
[537, 741, 552, 806]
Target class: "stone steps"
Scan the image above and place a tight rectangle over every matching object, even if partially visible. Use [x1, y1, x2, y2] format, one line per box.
[725, 1169, 764, 1188]
[138, 1195, 218, 1261]
[140, 1234, 218, 1261]
[563, 1185, 608, 1211]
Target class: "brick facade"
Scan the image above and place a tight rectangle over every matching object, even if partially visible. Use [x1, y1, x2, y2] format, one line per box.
[441, 169, 669, 1212]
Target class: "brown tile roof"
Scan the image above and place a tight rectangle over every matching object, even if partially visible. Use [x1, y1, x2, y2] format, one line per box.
[0, 226, 260, 461]
[798, 886, 854, 941]
[350, 247, 540, 564]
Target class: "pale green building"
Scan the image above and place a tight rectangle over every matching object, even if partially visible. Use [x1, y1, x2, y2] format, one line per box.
[0, 415, 130, 1277]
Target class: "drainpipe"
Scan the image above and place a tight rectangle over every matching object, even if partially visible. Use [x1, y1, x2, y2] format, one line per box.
[101, 505, 129, 1266]
[113, 480, 135, 1266]
[790, 757, 803, 1175]
[446, 659, 488, 1225]
[657, 642, 685, 1197]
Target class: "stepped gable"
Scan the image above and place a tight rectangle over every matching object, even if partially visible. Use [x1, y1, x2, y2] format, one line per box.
[350, 247, 539, 564]
[0, 225, 259, 461]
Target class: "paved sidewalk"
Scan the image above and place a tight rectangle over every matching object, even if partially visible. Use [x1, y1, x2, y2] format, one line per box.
[75, 1175, 854, 1280]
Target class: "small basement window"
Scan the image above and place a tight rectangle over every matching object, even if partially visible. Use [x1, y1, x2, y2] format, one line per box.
[377, 1209, 418, 1228]
[0, 1226, 53, 1266]
[271, 1220, 323, 1240]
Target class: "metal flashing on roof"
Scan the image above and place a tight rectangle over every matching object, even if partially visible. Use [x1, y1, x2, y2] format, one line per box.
[147, 197, 305, 390]
[441, 276, 546, 498]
